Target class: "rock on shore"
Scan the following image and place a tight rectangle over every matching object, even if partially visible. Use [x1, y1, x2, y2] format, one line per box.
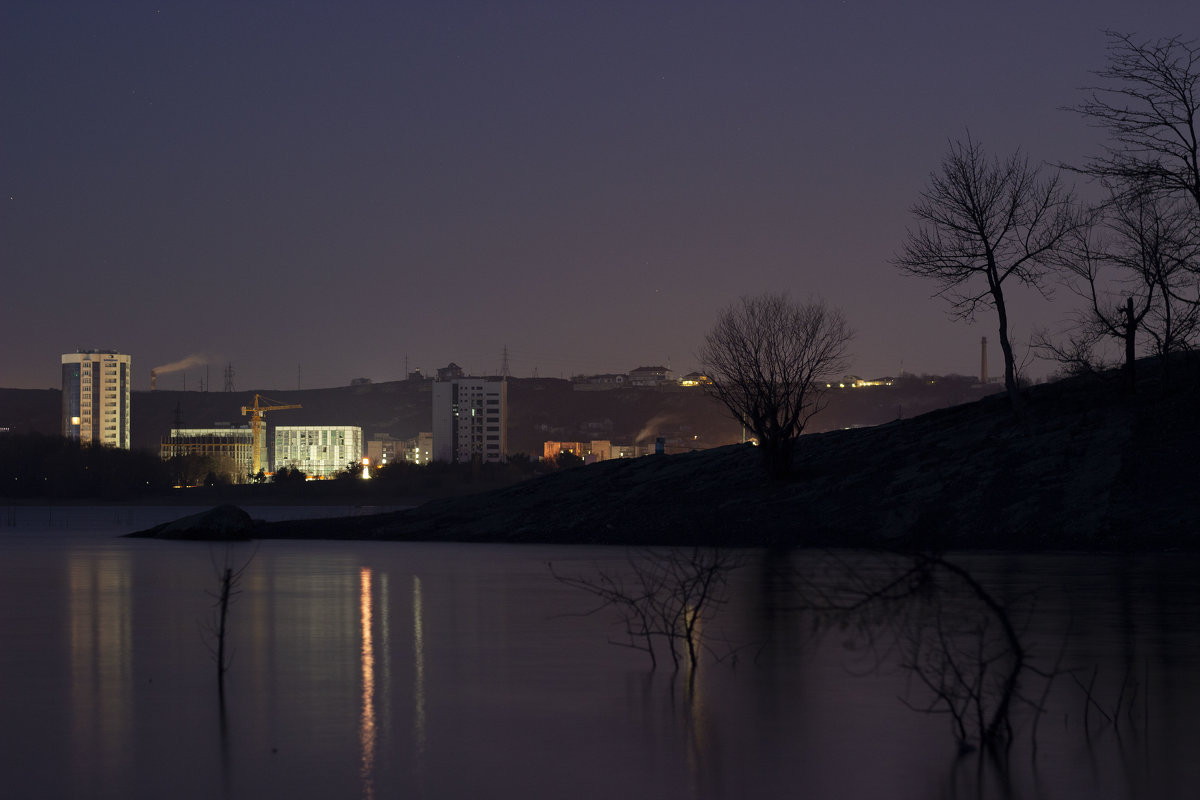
[129, 504, 258, 540]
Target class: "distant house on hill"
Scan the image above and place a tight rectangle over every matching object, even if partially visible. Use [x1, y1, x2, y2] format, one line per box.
[436, 362, 465, 381]
[628, 365, 672, 387]
[679, 372, 712, 387]
[571, 373, 627, 391]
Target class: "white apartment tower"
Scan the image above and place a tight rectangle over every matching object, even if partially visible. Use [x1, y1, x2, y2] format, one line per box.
[432, 377, 507, 464]
[61, 350, 132, 448]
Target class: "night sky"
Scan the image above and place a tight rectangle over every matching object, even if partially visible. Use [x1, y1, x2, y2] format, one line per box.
[3, 1, 1195, 391]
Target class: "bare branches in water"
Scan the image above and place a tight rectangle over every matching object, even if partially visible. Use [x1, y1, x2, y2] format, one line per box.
[550, 547, 744, 672]
[787, 551, 1052, 754]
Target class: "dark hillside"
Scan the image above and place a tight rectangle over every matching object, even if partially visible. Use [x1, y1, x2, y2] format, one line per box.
[239, 355, 1200, 551]
[0, 389, 59, 436]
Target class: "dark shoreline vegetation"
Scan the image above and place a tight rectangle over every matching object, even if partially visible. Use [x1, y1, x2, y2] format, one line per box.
[117, 353, 1200, 552]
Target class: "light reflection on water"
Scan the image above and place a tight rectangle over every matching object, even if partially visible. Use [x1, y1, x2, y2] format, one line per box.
[359, 567, 375, 800]
[1, 507, 1199, 799]
[68, 549, 132, 798]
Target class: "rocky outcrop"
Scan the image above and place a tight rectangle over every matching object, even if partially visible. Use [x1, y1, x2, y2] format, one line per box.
[129, 504, 258, 540]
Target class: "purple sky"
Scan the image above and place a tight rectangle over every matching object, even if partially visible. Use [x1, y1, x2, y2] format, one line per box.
[3, 2, 1196, 391]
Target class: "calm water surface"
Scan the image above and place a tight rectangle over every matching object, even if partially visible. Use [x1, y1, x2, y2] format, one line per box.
[1, 506, 1198, 799]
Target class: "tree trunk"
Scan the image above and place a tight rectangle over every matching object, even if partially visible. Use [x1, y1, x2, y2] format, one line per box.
[761, 435, 795, 479]
[992, 286, 1022, 412]
[217, 566, 231, 690]
[1123, 297, 1137, 392]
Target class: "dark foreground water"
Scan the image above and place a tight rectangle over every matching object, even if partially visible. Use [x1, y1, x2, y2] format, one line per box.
[1, 506, 1198, 799]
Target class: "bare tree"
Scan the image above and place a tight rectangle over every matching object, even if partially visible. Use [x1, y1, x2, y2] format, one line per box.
[1070, 31, 1200, 216]
[1094, 34, 1200, 358]
[698, 294, 851, 478]
[1044, 190, 1200, 390]
[893, 136, 1079, 409]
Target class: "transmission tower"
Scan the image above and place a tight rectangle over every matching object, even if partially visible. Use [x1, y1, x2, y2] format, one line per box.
[223, 363, 235, 392]
[501, 345, 510, 378]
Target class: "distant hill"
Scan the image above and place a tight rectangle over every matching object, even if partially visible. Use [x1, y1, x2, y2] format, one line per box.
[1, 375, 1001, 457]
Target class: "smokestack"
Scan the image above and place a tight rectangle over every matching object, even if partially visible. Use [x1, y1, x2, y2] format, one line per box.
[980, 337, 988, 384]
[151, 369, 157, 391]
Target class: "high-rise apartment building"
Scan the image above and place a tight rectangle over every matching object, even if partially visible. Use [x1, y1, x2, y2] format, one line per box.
[61, 350, 131, 448]
[432, 377, 507, 464]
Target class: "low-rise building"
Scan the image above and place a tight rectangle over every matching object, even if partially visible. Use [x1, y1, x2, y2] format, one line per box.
[571, 373, 628, 391]
[628, 365, 672, 387]
[436, 362, 465, 381]
[367, 432, 434, 466]
[543, 439, 619, 463]
[404, 432, 434, 465]
[679, 372, 712, 387]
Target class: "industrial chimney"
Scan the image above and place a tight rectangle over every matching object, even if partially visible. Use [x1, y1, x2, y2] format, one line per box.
[980, 337, 988, 384]
[150, 369, 157, 391]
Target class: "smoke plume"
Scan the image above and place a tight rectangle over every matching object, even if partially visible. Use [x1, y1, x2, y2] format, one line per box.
[634, 413, 677, 444]
[152, 353, 210, 375]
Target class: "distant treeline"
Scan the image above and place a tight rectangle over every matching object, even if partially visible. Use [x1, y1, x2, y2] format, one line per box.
[0, 433, 172, 499]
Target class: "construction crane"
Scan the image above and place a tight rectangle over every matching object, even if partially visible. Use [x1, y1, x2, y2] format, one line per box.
[241, 394, 302, 476]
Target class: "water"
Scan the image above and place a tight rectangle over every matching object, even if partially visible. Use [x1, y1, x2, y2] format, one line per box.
[1, 506, 1199, 799]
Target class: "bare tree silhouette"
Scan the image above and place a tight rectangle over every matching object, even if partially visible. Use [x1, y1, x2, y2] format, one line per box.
[698, 293, 851, 478]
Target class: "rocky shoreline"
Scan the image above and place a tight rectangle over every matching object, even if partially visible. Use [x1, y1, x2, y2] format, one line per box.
[130, 358, 1200, 551]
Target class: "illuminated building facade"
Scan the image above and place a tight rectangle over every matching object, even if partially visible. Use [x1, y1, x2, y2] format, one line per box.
[61, 350, 131, 448]
[160, 426, 254, 481]
[432, 377, 507, 464]
[274, 425, 363, 478]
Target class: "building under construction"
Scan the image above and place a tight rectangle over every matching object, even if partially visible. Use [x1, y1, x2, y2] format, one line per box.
[160, 425, 256, 483]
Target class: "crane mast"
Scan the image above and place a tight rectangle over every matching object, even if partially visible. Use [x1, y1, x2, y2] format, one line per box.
[240, 393, 302, 476]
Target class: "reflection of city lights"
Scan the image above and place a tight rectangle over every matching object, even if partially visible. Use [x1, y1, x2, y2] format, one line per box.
[413, 576, 426, 766]
[69, 552, 132, 788]
[360, 568, 376, 798]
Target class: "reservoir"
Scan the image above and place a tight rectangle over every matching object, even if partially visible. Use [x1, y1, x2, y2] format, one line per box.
[2, 506, 1198, 799]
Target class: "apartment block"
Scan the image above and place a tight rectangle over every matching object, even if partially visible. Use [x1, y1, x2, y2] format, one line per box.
[432, 377, 507, 464]
[61, 349, 131, 448]
[274, 425, 363, 478]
